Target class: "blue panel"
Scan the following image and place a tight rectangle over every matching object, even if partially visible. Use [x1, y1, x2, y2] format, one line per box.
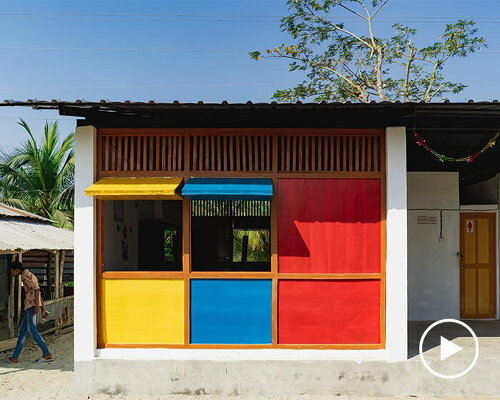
[190, 279, 272, 344]
[181, 178, 273, 200]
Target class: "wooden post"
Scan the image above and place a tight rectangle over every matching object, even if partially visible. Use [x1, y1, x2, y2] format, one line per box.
[15, 252, 22, 328]
[47, 252, 52, 300]
[59, 250, 66, 298]
[54, 250, 61, 334]
[54, 251, 60, 299]
[7, 261, 14, 338]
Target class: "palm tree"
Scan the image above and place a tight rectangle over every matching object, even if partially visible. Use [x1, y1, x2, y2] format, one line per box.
[0, 119, 74, 229]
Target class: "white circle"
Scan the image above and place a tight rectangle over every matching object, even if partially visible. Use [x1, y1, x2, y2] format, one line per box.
[419, 318, 479, 379]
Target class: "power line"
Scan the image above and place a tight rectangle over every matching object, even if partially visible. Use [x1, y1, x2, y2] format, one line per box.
[0, 12, 499, 19]
[1, 79, 499, 91]
[0, 83, 282, 89]
[0, 15, 499, 23]
[0, 46, 499, 54]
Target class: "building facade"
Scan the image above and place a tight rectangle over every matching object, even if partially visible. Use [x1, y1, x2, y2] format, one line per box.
[73, 123, 408, 392]
[8, 100, 495, 395]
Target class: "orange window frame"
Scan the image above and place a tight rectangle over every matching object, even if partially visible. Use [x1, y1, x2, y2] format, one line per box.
[95, 129, 386, 350]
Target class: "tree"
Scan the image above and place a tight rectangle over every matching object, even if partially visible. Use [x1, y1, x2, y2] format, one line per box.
[250, 0, 486, 103]
[0, 119, 74, 229]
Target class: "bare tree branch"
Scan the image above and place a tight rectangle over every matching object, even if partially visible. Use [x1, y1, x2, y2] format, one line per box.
[335, 1, 368, 20]
[371, 0, 389, 19]
[403, 41, 415, 102]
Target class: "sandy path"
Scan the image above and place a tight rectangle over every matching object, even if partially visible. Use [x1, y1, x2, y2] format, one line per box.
[0, 331, 495, 400]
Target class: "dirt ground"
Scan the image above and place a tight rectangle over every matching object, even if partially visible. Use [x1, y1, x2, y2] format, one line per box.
[0, 331, 497, 400]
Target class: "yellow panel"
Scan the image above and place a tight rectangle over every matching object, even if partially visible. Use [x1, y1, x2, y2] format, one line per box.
[464, 269, 476, 315]
[463, 218, 476, 264]
[477, 268, 490, 315]
[85, 177, 183, 200]
[477, 217, 490, 264]
[102, 279, 184, 344]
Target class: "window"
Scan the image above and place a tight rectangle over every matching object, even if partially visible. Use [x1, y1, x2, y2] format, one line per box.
[103, 200, 183, 271]
[191, 200, 271, 271]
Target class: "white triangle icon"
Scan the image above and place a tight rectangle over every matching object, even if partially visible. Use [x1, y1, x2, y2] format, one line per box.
[440, 336, 462, 361]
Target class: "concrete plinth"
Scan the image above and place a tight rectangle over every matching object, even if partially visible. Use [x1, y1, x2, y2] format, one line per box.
[75, 321, 500, 397]
[75, 357, 499, 397]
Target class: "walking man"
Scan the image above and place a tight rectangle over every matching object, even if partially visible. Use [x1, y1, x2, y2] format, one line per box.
[6, 260, 54, 363]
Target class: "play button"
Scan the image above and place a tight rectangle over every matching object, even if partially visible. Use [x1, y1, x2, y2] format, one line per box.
[440, 336, 462, 360]
[419, 319, 479, 379]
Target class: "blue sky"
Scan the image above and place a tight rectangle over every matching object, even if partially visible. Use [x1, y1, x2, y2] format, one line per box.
[0, 0, 499, 149]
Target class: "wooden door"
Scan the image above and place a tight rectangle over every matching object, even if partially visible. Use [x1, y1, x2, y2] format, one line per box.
[460, 213, 496, 318]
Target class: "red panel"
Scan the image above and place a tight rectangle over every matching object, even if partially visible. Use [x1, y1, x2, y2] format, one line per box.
[278, 280, 381, 344]
[278, 178, 381, 273]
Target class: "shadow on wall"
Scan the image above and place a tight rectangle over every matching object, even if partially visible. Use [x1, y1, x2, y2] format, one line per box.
[277, 179, 381, 273]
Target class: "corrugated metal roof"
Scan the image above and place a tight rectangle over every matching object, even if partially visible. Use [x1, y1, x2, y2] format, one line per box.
[0, 203, 51, 222]
[0, 219, 73, 251]
[1, 99, 500, 109]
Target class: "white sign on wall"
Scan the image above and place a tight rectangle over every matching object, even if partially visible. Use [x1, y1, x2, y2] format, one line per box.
[418, 216, 438, 225]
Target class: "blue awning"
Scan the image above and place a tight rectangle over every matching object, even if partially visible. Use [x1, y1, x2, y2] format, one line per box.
[181, 178, 273, 200]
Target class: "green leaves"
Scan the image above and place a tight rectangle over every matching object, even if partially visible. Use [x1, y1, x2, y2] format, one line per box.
[250, 0, 486, 102]
[0, 120, 75, 229]
[249, 51, 261, 61]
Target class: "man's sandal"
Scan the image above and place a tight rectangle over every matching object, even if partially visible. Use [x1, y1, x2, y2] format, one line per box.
[34, 356, 54, 363]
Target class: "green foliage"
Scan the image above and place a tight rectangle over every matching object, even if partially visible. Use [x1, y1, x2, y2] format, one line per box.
[251, 0, 486, 102]
[0, 119, 75, 229]
[233, 229, 270, 262]
[163, 228, 177, 262]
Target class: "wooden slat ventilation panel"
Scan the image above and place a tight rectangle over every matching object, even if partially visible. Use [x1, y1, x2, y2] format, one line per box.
[101, 134, 185, 172]
[192, 200, 271, 217]
[191, 134, 272, 172]
[100, 132, 382, 174]
[277, 134, 381, 172]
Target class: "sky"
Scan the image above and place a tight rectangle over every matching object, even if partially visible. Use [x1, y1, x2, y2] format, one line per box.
[0, 0, 499, 149]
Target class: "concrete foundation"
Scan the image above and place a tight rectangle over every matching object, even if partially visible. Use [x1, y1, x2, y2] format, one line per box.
[75, 322, 500, 397]
[74, 357, 499, 397]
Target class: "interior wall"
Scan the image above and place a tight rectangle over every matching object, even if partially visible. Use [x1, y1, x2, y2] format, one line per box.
[103, 200, 140, 270]
[103, 200, 182, 271]
[407, 172, 460, 321]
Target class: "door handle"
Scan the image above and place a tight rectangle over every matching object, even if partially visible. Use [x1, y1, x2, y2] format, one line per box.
[459, 253, 466, 268]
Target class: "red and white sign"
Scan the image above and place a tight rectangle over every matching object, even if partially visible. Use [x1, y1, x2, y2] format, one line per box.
[466, 220, 473, 233]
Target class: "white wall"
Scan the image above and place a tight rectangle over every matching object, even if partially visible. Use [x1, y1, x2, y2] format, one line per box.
[74, 125, 97, 362]
[385, 127, 408, 362]
[407, 172, 460, 320]
[408, 172, 459, 210]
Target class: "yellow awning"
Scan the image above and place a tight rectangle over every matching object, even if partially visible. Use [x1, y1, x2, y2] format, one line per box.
[84, 177, 183, 200]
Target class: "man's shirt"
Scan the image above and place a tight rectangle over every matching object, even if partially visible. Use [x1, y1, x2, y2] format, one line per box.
[21, 269, 42, 311]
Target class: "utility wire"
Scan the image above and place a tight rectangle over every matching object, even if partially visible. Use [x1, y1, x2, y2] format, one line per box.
[0, 47, 499, 54]
[0, 16, 499, 23]
[0, 12, 500, 19]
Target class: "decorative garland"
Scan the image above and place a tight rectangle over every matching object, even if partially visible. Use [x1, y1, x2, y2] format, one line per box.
[414, 130, 499, 163]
